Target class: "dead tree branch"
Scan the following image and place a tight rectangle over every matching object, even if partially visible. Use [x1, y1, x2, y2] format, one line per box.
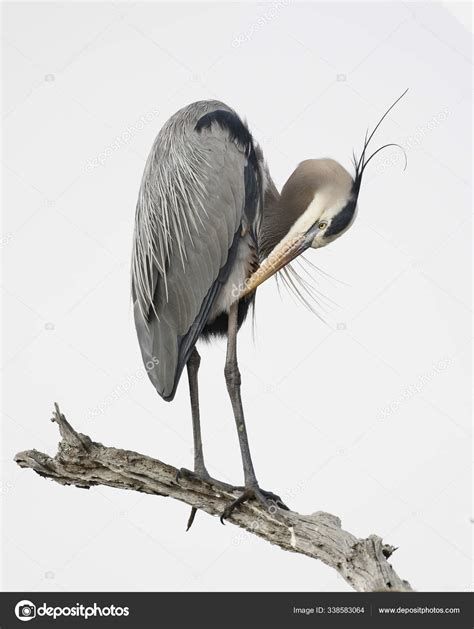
[14, 404, 412, 593]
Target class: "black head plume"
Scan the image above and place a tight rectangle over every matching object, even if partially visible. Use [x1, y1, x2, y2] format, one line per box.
[352, 89, 409, 193]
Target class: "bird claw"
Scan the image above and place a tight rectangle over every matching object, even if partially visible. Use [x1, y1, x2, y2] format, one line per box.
[176, 466, 217, 486]
[175, 468, 209, 531]
[176, 467, 195, 484]
[176, 469, 288, 528]
[186, 507, 198, 531]
[177, 467, 236, 493]
[176, 468, 236, 531]
[220, 485, 289, 524]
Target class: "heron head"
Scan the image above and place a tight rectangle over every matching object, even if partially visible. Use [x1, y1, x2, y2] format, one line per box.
[281, 157, 359, 253]
[240, 90, 408, 298]
[240, 159, 359, 295]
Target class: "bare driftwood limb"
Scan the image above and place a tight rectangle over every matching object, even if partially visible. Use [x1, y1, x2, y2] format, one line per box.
[14, 404, 412, 593]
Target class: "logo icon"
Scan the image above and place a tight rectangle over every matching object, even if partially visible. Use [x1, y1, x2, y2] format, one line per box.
[15, 600, 36, 622]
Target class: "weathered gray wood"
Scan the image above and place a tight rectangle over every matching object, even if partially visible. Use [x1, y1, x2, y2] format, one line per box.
[14, 404, 412, 592]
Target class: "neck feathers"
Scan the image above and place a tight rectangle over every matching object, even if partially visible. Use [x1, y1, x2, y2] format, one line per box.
[260, 159, 352, 257]
[259, 161, 319, 258]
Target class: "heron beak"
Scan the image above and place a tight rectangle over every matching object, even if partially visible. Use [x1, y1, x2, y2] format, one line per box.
[239, 224, 320, 297]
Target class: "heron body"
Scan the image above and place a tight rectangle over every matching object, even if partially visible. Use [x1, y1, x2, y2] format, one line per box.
[132, 101, 263, 401]
[131, 94, 406, 524]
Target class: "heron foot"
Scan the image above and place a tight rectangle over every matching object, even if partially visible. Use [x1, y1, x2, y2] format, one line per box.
[220, 484, 289, 525]
[176, 466, 211, 484]
[176, 467, 237, 531]
[176, 467, 212, 531]
[176, 467, 235, 492]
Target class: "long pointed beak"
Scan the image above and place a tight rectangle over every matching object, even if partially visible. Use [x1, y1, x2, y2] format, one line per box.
[239, 224, 320, 298]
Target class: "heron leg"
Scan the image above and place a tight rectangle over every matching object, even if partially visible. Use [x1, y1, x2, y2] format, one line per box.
[179, 347, 209, 530]
[224, 302, 257, 486]
[187, 347, 208, 477]
[179, 349, 246, 528]
[221, 302, 288, 523]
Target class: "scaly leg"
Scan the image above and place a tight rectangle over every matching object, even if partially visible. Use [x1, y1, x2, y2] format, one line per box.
[178, 347, 236, 529]
[221, 302, 288, 523]
[187, 347, 208, 478]
[179, 348, 209, 530]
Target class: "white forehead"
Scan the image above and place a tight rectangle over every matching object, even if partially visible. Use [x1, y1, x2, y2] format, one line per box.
[285, 177, 353, 240]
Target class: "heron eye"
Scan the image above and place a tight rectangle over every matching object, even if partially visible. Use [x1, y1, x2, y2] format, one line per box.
[319, 221, 328, 230]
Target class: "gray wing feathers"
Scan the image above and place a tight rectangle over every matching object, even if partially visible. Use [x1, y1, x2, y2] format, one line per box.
[132, 101, 247, 399]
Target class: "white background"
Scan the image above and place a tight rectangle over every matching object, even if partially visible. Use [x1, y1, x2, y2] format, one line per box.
[2, 1, 472, 592]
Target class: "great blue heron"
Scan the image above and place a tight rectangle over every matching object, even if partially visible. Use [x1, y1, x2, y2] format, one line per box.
[131, 92, 406, 527]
